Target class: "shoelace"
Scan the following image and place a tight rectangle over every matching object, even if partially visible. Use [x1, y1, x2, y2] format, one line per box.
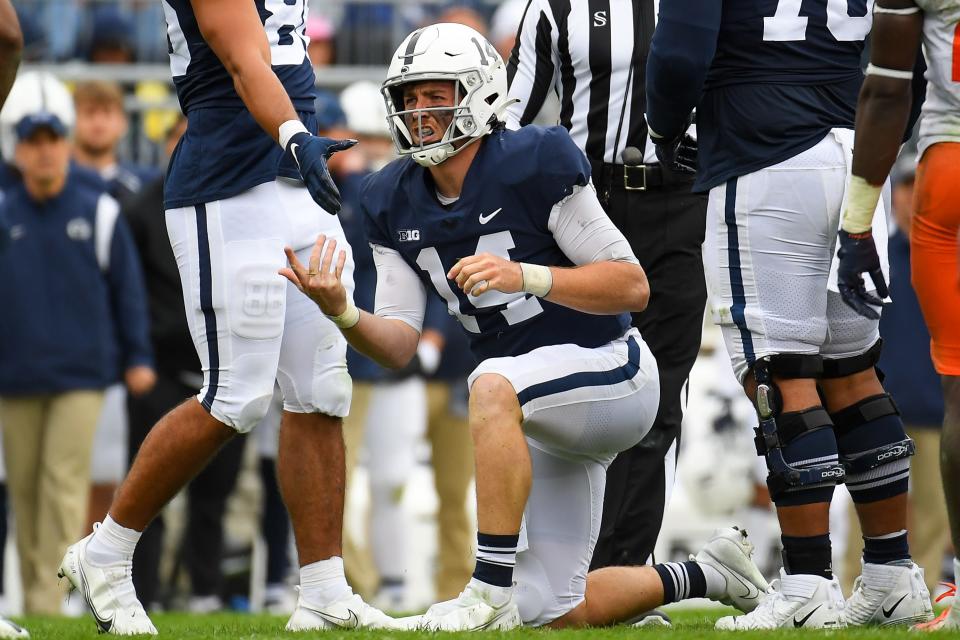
[734, 582, 790, 628]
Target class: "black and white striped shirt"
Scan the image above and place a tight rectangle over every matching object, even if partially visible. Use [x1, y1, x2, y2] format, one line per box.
[505, 0, 656, 165]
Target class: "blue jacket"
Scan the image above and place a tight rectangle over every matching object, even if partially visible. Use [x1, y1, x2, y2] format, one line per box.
[879, 232, 944, 428]
[0, 166, 153, 395]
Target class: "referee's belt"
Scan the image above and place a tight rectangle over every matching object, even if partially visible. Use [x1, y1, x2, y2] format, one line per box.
[592, 160, 664, 191]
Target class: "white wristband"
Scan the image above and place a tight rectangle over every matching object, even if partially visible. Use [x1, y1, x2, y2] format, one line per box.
[279, 119, 309, 149]
[520, 263, 553, 297]
[842, 175, 883, 234]
[325, 303, 361, 329]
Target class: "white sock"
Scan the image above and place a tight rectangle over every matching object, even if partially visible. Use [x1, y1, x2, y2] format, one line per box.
[467, 577, 513, 608]
[699, 563, 728, 600]
[299, 557, 352, 606]
[85, 515, 141, 567]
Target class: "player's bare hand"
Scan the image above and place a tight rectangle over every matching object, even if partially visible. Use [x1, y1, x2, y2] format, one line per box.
[280, 235, 348, 316]
[125, 365, 157, 396]
[448, 253, 522, 297]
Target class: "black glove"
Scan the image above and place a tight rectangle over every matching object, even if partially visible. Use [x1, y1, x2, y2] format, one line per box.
[653, 133, 698, 175]
[286, 133, 357, 214]
[837, 229, 889, 320]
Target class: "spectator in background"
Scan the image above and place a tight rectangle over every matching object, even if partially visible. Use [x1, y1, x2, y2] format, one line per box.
[842, 160, 949, 598]
[306, 15, 335, 67]
[122, 114, 246, 613]
[85, 10, 136, 64]
[489, 0, 526, 61]
[73, 80, 161, 205]
[10, 0, 76, 61]
[0, 72, 153, 615]
[73, 78, 162, 538]
[435, 5, 487, 36]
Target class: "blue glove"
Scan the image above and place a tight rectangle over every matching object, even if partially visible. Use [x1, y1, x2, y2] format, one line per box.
[837, 229, 889, 320]
[286, 133, 357, 214]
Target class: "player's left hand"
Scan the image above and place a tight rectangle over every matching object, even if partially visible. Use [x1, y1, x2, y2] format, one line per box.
[448, 253, 522, 297]
[125, 365, 157, 396]
[280, 234, 349, 316]
[653, 133, 698, 174]
[837, 228, 889, 320]
[287, 133, 358, 214]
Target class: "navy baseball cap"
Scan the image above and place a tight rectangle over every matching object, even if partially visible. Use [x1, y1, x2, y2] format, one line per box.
[15, 112, 68, 140]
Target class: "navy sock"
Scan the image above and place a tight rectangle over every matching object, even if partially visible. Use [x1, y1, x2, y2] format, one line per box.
[782, 534, 833, 579]
[654, 561, 707, 604]
[473, 533, 518, 588]
[863, 530, 910, 565]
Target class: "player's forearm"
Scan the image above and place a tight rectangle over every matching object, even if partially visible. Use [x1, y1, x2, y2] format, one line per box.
[0, 0, 22, 111]
[851, 77, 913, 186]
[340, 312, 421, 370]
[545, 261, 648, 314]
[645, 0, 720, 140]
[227, 55, 300, 142]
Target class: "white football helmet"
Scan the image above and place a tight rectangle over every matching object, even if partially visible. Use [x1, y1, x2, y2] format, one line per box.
[382, 23, 515, 167]
[0, 71, 75, 162]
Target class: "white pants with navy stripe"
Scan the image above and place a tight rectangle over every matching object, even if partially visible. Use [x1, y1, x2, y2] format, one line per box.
[703, 130, 889, 383]
[467, 328, 660, 626]
[165, 178, 355, 433]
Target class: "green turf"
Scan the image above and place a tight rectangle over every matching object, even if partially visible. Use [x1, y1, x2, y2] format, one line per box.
[14, 608, 933, 640]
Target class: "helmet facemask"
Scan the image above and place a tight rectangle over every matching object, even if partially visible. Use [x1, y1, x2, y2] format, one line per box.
[383, 70, 498, 167]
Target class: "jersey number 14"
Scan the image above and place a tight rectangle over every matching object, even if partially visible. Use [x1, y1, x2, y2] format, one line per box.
[416, 231, 544, 334]
[764, 0, 873, 41]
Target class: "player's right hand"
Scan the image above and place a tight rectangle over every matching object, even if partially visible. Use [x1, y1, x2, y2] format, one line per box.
[287, 133, 358, 214]
[653, 133, 698, 174]
[280, 234, 348, 316]
[837, 228, 889, 320]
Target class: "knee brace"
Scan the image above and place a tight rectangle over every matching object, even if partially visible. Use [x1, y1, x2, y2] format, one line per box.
[821, 339, 883, 379]
[751, 356, 845, 505]
[831, 393, 914, 503]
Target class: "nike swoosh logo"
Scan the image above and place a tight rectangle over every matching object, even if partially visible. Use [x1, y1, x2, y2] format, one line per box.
[794, 604, 822, 628]
[420, 606, 514, 632]
[883, 594, 908, 618]
[290, 142, 300, 165]
[479, 208, 502, 224]
[301, 605, 360, 629]
[77, 559, 115, 633]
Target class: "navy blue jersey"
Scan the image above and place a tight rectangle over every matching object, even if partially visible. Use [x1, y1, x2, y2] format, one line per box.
[161, 0, 316, 208]
[360, 125, 632, 362]
[695, 0, 870, 190]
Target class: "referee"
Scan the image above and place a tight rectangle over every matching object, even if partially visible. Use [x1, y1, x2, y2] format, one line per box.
[505, 0, 707, 574]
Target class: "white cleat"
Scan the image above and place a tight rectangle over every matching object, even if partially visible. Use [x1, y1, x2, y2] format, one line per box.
[845, 562, 934, 627]
[58, 531, 157, 636]
[0, 617, 28, 639]
[715, 569, 846, 629]
[285, 592, 402, 631]
[418, 583, 521, 631]
[694, 527, 770, 613]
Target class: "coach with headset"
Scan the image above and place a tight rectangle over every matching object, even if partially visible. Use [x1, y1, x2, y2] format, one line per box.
[505, 0, 707, 588]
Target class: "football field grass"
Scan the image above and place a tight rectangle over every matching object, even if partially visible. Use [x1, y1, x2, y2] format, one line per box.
[15, 608, 940, 640]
